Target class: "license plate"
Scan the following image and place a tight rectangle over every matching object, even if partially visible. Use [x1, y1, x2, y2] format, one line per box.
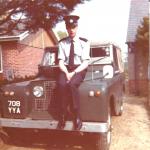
[7, 100, 21, 114]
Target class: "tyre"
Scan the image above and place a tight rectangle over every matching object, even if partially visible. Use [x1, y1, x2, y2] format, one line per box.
[114, 96, 123, 116]
[95, 105, 111, 150]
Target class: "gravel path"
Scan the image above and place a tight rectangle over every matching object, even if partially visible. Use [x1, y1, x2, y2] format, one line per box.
[110, 96, 150, 150]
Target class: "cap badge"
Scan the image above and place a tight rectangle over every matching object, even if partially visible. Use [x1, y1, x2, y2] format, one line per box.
[69, 19, 74, 23]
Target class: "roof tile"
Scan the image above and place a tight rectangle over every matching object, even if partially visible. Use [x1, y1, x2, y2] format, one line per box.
[126, 0, 149, 42]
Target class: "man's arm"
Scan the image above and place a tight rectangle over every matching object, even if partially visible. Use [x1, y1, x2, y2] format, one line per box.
[58, 41, 69, 74]
[59, 60, 68, 74]
[74, 60, 89, 73]
[59, 60, 75, 81]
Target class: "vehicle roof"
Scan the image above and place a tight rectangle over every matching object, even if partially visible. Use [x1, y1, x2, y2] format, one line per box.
[90, 41, 120, 49]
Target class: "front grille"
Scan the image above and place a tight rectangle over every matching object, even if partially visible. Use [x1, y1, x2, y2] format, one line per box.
[33, 81, 56, 112]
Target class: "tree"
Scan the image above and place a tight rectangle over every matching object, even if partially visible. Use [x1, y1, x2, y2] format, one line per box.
[0, 0, 90, 36]
[57, 30, 67, 39]
[135, 16, 149, 55]
[135, 16, 150, 101]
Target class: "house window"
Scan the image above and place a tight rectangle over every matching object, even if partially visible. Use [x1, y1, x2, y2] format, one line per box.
[0, 45, 3, 73]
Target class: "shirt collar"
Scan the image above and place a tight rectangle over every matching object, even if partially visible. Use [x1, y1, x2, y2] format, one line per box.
[69, 35, 79, 42]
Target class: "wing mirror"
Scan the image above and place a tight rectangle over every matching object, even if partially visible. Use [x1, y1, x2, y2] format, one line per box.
[103, 65, 114, 78]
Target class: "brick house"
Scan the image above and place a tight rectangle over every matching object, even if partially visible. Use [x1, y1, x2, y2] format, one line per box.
[0, 29, 58, 81]
[126, 0, 149, 96]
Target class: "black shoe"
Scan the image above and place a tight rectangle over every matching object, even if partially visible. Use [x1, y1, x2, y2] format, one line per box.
[57, 115, 66, 129]
[74, 117, 82, 130]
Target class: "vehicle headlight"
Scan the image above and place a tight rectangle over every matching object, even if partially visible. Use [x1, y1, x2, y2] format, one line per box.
[33, 86, 44, 97]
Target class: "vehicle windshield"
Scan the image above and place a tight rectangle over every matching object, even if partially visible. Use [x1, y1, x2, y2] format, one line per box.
[90, 47, 110, 57]
[41, 46, 110, 66]
[90, 46, 111, 65]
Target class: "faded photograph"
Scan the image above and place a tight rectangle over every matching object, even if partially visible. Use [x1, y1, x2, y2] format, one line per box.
[0, 0, 149, 150]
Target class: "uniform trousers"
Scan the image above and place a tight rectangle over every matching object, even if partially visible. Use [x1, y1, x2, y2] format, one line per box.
[58, 68, 87, 118]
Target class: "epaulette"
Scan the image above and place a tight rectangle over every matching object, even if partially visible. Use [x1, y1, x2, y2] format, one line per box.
[79, 37, 88, 42]
[59, 37, 69, 42]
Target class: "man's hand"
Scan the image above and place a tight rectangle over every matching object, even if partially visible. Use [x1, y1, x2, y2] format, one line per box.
[66, 72, 75, 82]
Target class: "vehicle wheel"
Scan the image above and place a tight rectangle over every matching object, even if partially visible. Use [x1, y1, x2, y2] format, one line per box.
[118, 98, 123, 116]
[111, 96, 123, 116]
[114, 96, 123, 116]
[95, 105, 111, 150]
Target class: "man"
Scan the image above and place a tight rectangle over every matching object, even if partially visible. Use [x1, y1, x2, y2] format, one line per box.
[57, 15, 90, 130]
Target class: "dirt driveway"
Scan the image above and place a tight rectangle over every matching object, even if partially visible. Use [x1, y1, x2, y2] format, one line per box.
[0, 95, 150, 150]
[110, 96, 150, 150]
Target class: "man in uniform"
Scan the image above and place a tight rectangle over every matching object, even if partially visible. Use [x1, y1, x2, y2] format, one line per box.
[57, 15, 90, 130]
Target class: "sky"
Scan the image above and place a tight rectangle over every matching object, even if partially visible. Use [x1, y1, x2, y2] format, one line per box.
[55, 0, 131, 58]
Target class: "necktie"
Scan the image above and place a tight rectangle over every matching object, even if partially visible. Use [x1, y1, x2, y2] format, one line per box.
[68, 40, 74, 67]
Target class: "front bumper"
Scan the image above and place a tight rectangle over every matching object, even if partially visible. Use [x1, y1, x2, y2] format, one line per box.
[0, 118, 108, 133]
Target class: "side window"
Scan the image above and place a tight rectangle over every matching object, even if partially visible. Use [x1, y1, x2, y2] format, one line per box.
[42, 52, 56, 66]
[0, 45, 3, 73]
[113, 46, 119, 71]
[116, 47, 124, 73]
